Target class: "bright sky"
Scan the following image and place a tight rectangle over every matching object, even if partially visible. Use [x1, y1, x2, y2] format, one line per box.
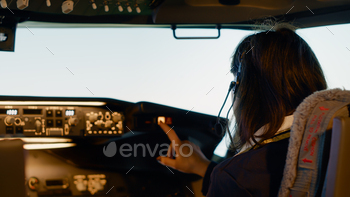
[1, 23, 350, 156]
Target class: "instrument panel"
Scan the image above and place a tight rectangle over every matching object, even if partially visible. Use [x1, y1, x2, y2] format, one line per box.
[0, 105, 125, 137]
[0, 96, 224, 197]
[0, 96, 225, 141]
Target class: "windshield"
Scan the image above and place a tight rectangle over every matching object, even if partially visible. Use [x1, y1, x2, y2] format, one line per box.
[2, 24, 350, 156]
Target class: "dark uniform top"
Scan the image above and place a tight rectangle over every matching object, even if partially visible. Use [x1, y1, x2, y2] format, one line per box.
[202, 132, 290, 197]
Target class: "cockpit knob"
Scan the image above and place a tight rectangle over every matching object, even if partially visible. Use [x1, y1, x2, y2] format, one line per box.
[89, 113, 98, 122]
[136, 6, 141, 13]
[35, 120, 42, 132]
[91, 0, 97, 9]
[112, 112, 122, 122]
[69, 117, 79, 126]
[5, 116, 15, 125]
[127, 5, 132, 13]
[1, 0, 7, 8]
[105, 120, 113, 127]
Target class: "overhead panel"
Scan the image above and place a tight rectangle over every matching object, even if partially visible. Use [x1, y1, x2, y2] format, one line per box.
[0, 0, 350, 28]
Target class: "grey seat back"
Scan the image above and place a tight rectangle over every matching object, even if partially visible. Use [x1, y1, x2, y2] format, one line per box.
[323, 116, 350, 197]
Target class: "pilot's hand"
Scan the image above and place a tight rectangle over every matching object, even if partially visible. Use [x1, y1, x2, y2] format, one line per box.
[156, 122, 210, 177]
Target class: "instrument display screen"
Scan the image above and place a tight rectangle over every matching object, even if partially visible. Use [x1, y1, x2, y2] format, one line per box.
[65, 110, 75, 116]
[6, 109, 18, 115]
[23, 109, 42, 115]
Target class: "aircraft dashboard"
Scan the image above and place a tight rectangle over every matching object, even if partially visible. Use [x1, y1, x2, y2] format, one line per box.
[0, 96, 224, 197]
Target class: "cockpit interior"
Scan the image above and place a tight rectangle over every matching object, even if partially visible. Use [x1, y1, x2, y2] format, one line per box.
[1, 0, 350, 196]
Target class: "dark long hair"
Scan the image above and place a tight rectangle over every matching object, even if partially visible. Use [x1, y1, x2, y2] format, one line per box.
[229, 25, 327, 150]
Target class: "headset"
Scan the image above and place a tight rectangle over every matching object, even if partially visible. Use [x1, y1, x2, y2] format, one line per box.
[214, 52, 243, 136]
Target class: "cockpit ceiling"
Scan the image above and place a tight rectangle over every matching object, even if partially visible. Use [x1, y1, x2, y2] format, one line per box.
[0, 0, 350, 29]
